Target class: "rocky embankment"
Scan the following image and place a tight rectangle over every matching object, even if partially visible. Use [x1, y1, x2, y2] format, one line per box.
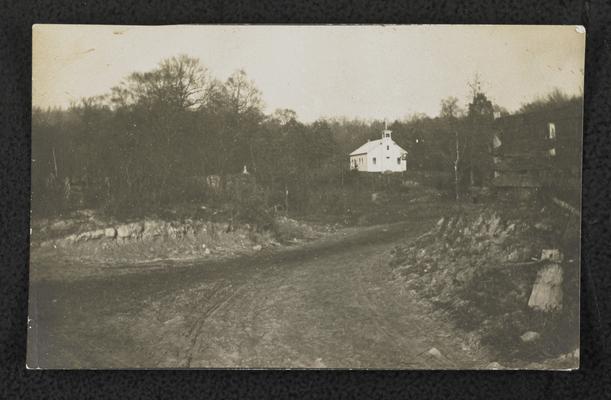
[31, 211, 332, 280]
[390, 202, 580, 369]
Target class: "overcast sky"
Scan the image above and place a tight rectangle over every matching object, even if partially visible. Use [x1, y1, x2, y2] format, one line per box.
[33, 24, 585, 122]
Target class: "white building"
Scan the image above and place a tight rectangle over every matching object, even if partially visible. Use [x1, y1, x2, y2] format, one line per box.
[349, 125, 407, 173]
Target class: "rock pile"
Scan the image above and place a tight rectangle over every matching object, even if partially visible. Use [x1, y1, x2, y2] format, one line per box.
[117, 222, 144, 240]
[34, 214, 331, 268]
[390, 205, 580, 366]
[274, 216, 318, 242]
[45, 219, 226, 248]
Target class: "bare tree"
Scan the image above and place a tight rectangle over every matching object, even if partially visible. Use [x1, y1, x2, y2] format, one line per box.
[466, 74, 494, 186]
[270, 108, 298, 126]
[519, 88, 579, 114]
[110, 54, 214, 110]
[440, 96, 464, 201]
[224, 69, 264, 173]
[224, 69, 264, 117]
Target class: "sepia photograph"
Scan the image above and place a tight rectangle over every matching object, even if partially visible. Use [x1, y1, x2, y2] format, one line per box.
[28, 24, 584, 369]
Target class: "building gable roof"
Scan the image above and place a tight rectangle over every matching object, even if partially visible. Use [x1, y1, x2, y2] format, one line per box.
[350, 139, 382, 156]
[349, 139, 407, 156]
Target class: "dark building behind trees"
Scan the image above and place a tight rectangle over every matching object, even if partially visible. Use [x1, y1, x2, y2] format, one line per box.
[491, 100, 583, 204]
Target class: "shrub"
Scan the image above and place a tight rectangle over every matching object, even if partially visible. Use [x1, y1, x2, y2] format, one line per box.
[224, 174, 274, 231]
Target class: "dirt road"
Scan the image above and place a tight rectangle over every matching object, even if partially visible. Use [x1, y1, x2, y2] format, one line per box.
[28, 218, 490, 369]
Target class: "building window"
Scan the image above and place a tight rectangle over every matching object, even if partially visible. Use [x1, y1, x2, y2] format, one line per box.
[493, 133, 502, 149]
[397, 158, 401, 165]
[548, 122, 556, 139]
[373, 157, 376, 164]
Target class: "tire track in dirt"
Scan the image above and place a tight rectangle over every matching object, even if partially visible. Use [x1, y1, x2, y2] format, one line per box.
[183, 262, 315, 368]
[154, 219, 478, 368]
[352, 255, 433, 368]
[33, 216, 490, 368]
[180, 283, 244, 367]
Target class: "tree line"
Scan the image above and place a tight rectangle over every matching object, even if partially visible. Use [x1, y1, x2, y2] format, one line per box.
[32, 54, 582, 220]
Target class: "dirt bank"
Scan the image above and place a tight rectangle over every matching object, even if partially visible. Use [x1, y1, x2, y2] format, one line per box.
[30, 211, 337, 281]
[29, 186, 448, 282]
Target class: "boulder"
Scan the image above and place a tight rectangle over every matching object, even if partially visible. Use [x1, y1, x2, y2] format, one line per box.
[486, 361, 505, 370]
[77, 209, 96, 218]
[91, 229, 105, 240]
[505, 249, 521, 262]
[492, 231, 509, 245]
[528, 263, 563, 312]
[76, 229, 105, 241]
[167, 225, 188, 239]
[143, 220, 165, 238]
[427, 347, 443, 360]
[204, 248, 211, 255]
[506, 246, 537, 263]
[57, 234, 77, 247]
[50, 220, 72, 231]
[520, 331, 541, 343]
[504, 223, 516, 234]
[436, 217, 445, 229]
[252, 244, 263, 251]
[312, 357, 326, 368]
[541, 249, 563, 262]
[104, 227, 117, 238]
[116, 222, 144, 239]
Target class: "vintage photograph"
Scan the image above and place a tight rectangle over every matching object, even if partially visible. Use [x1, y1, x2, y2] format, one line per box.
[28, 24, 584, 369]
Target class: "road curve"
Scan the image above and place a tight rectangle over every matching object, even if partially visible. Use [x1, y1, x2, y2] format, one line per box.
[28, 219, 489, 369]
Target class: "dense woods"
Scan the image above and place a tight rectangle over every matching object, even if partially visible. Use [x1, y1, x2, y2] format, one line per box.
[32, 55, 582, 223]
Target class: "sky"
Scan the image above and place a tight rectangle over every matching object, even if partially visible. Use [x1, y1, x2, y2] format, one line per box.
[33, 24, 585, 122]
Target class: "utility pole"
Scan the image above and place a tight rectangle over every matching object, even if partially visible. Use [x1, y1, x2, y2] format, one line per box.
[52, 147, 58, 178]
[284, 183, 289, 216]
[454, 130, 460, 202]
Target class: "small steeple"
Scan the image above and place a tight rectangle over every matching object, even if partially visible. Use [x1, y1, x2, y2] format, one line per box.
[382, 119, 392, 139]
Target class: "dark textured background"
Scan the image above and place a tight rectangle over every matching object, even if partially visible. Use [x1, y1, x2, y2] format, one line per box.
[1, 0, 610, 398]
